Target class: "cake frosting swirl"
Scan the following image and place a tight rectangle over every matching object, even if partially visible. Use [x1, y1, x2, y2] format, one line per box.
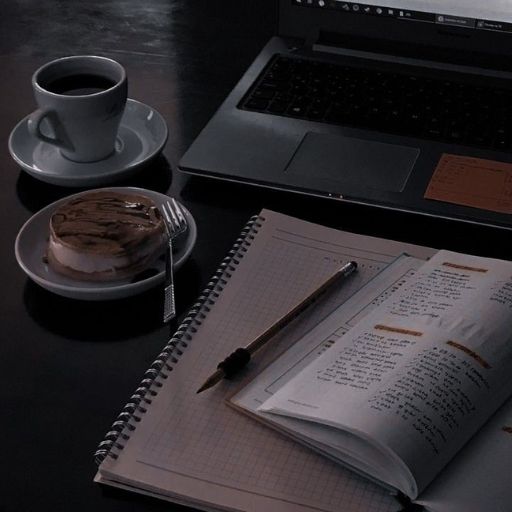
[47, 190, 167, 281]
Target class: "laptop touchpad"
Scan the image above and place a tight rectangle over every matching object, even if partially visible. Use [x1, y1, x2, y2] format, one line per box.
[285, 132, 419, 193]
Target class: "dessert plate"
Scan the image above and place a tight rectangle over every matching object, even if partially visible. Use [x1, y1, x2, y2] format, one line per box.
[14, 187, 197, 300]
[8, 99, 168, 187]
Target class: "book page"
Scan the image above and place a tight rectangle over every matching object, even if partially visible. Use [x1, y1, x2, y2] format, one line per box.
[98, 209, 434, 512]
[259, 250, 512, 498]
[416, 395, 512, 512]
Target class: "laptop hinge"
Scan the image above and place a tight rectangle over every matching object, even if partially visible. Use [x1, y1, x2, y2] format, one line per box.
[302, 28, 320, 52]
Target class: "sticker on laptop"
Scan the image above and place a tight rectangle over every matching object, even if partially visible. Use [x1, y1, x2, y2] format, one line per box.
[424, 154, 512, 214]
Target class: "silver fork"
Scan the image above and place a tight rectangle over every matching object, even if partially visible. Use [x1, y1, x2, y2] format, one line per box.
[161, 198, 188, 323]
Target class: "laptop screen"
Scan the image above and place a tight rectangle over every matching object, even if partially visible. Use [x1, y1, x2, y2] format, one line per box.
[292, 1, 512, 33]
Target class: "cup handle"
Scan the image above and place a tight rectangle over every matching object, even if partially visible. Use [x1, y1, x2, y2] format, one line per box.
[27, 108, 68, 148]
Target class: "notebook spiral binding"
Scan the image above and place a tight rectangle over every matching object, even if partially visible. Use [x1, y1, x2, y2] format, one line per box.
[94, 214, 264, 465]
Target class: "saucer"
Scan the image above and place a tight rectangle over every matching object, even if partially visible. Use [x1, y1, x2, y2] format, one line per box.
[8, 99, 168, 187]
[15, 187, 197, 300]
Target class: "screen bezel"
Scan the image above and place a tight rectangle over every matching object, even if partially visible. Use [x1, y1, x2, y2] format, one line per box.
[278, 1, 512, 67]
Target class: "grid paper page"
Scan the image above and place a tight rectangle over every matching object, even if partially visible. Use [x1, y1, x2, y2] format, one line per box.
[99, 209, 434, 512]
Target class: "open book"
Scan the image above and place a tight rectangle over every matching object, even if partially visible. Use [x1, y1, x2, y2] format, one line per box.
[230, 250, 512, 512]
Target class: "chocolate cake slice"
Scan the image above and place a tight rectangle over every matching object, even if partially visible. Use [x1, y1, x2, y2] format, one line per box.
[47, 190, 167, 281]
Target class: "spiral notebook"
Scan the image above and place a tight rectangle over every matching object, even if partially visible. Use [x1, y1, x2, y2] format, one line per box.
[94, 209, 435, 512]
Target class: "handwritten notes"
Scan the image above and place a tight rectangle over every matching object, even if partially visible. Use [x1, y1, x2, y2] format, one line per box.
[257, 250, 512, 495]
[368, 345, 488, 455]
[318, 329, 417, 392]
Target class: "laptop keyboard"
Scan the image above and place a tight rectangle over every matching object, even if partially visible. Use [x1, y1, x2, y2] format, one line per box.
[239, 55, 512, 151]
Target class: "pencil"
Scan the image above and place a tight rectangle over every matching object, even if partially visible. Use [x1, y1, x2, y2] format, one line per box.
[196, 260, 358, 393]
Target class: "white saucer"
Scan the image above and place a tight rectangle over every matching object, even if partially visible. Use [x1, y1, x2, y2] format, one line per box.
[8, 99, 168, 187]
[15, 187, 197, 301]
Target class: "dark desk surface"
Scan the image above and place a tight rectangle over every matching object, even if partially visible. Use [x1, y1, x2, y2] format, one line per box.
[1, 2, 510, 511]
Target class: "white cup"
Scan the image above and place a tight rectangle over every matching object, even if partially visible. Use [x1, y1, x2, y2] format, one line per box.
[28, 55, 128, 163]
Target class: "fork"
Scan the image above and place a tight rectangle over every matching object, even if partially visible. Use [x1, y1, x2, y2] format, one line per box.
[161, 198, 188, 323]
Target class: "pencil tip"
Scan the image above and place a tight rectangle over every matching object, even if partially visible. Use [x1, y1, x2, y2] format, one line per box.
[196, 369, 224, 394]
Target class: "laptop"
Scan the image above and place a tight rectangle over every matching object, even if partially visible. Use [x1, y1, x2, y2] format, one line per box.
[179, 0, 512, 230]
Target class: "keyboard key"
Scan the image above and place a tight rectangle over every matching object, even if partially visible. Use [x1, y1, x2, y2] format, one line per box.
[288, 104, 307, 116]
[267, 102, 288, 114]
[245, 98, 270, 111]
[253, 90, 275, 100]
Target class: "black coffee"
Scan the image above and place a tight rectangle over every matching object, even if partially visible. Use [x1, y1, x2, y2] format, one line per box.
[44, 73, 117, 96]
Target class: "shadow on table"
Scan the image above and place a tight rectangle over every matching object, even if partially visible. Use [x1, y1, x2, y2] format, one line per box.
[23, 281, 164, 342]
[22, 258, 202, 342]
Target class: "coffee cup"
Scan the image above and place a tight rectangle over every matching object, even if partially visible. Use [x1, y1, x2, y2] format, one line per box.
[28, 55, 127, 163]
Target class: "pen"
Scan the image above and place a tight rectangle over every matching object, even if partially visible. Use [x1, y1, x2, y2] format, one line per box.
[196, 260, 358, 394]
